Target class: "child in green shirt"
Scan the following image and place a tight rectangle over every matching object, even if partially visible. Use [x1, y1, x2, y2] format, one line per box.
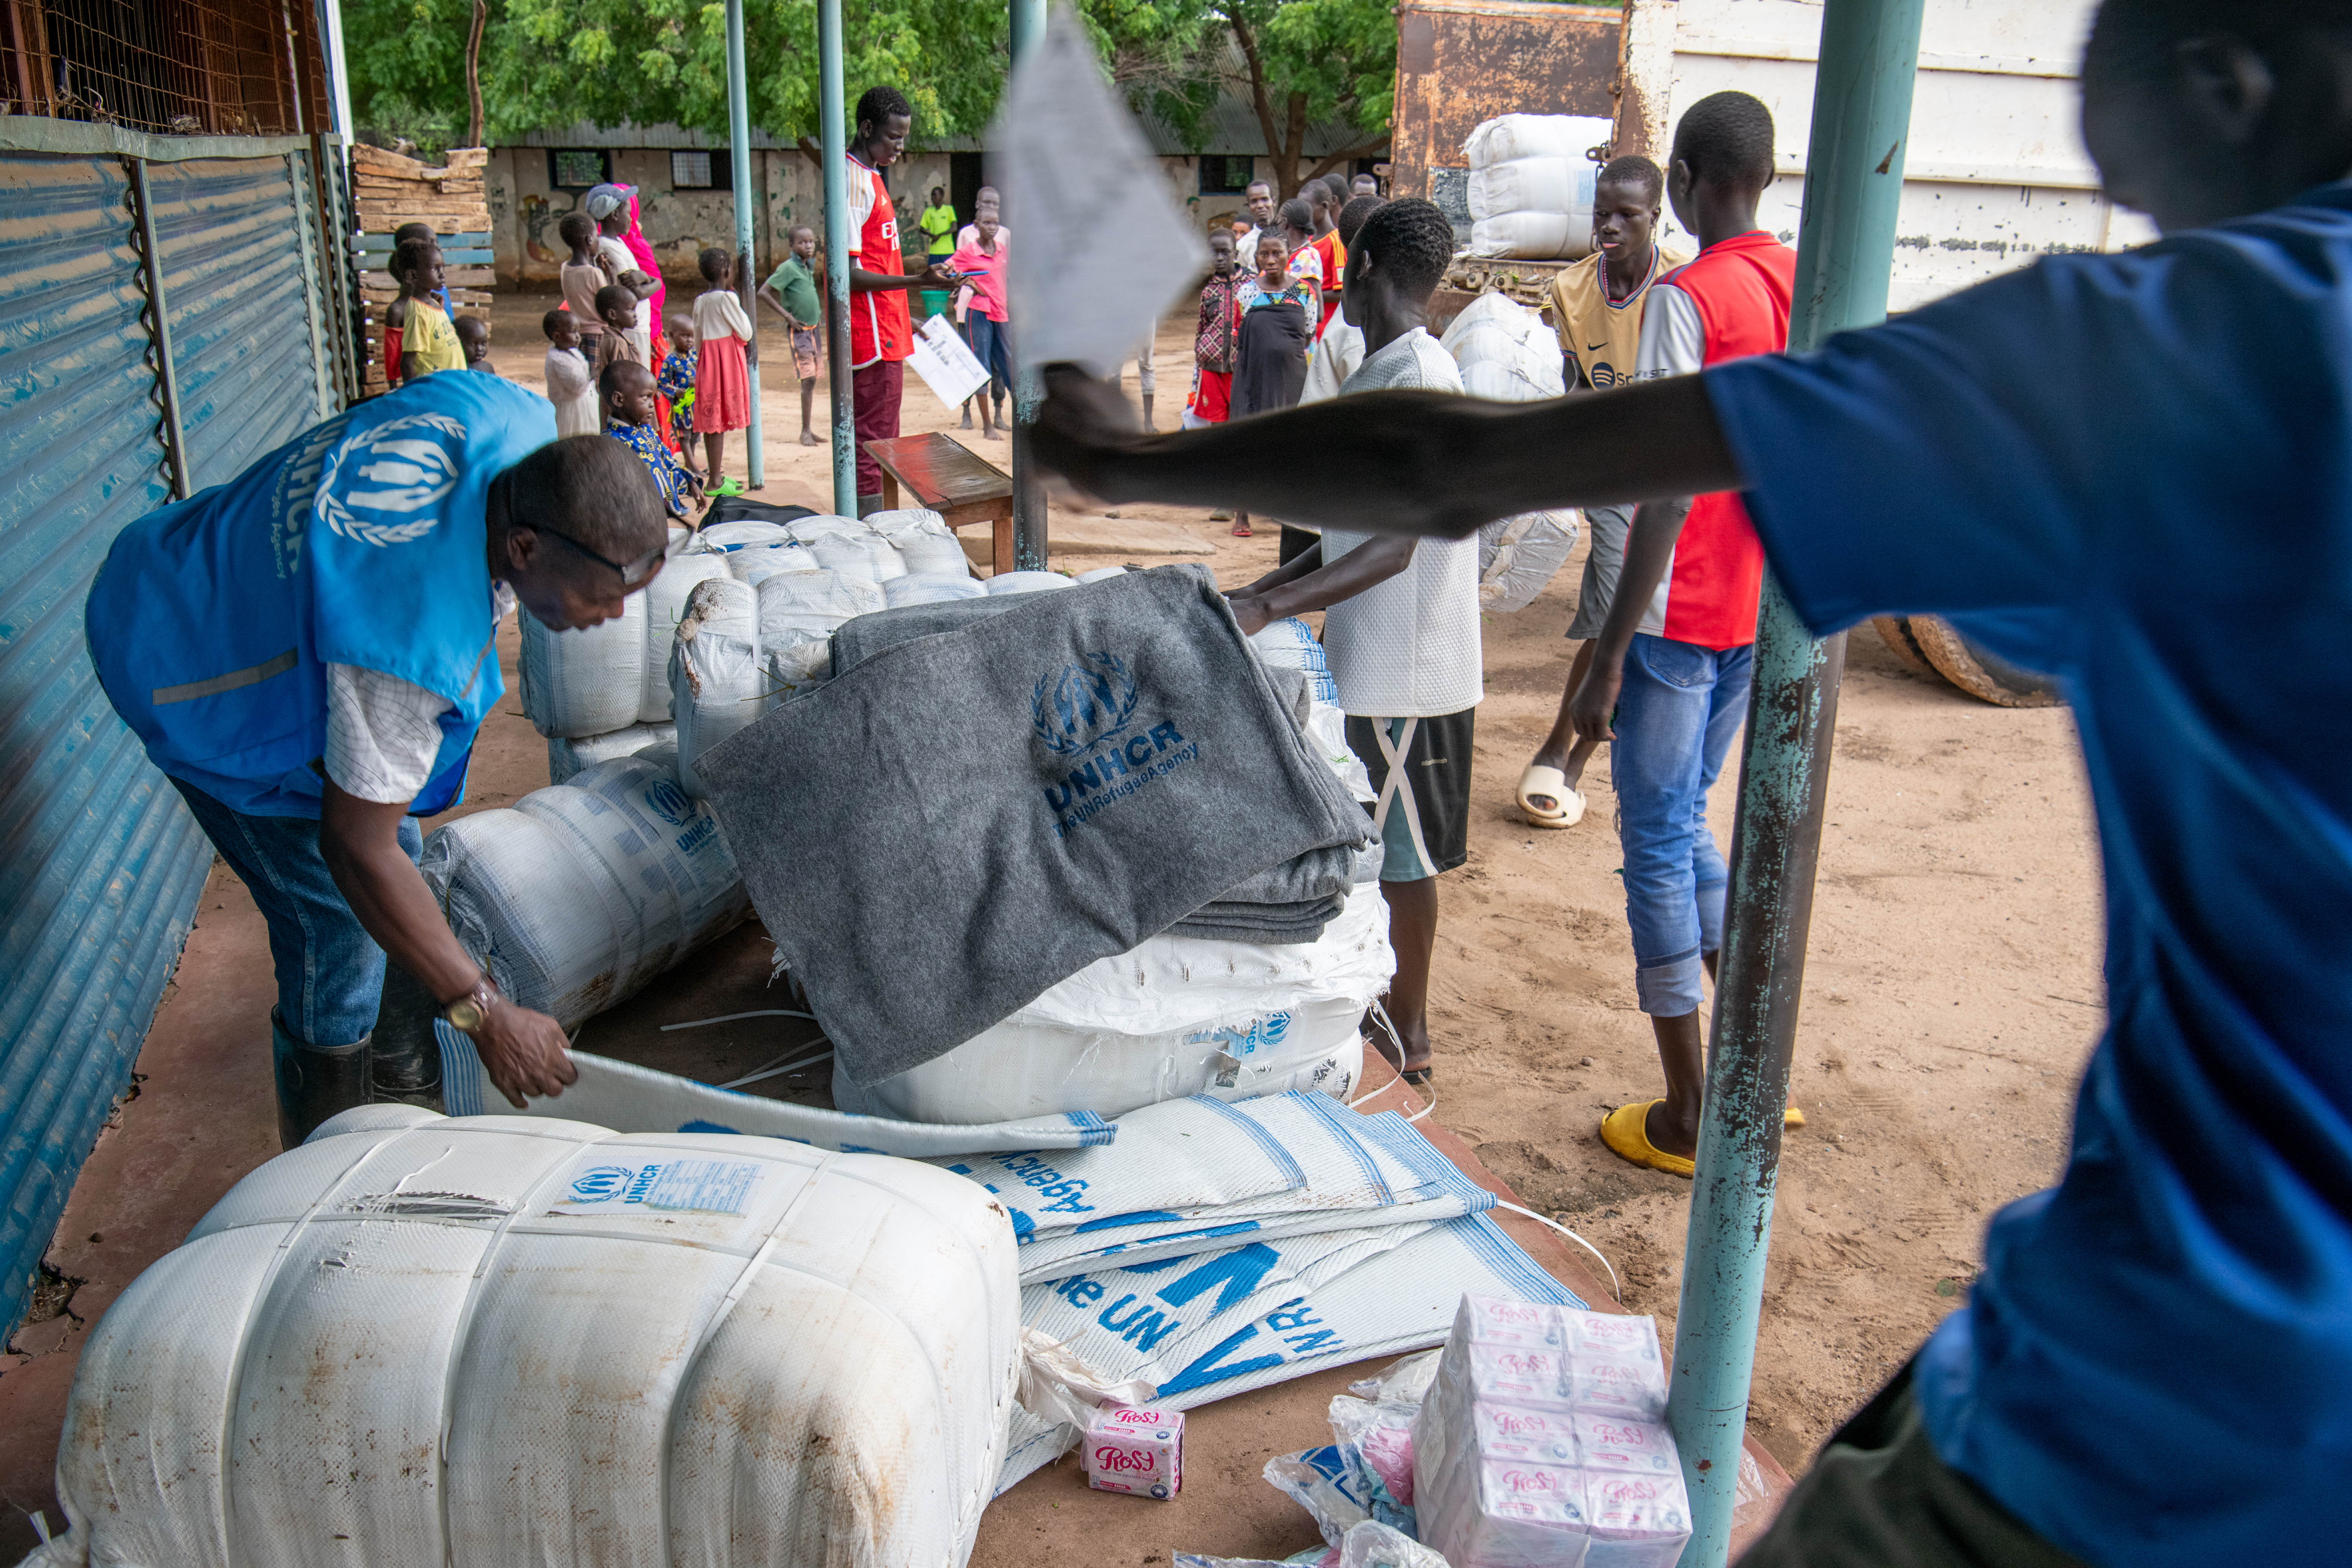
[918, 186, 956, 321]
[758, 224, 827, 447]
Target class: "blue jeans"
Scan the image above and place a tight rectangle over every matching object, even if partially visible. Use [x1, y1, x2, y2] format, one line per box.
[966, 313, 1011, 399]
[1609, 634, 1754, 1017]
[170, 778, 422, 1048]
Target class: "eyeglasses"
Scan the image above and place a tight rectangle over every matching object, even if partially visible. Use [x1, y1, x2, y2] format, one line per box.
[538, 523, 691, 590]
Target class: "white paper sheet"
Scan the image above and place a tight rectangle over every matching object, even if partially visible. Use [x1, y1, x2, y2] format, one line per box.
[992, 8, 1209, 375]
[905, 313, 993, 407]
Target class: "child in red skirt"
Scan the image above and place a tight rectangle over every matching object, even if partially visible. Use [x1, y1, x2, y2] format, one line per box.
[691, 246, 754, 495]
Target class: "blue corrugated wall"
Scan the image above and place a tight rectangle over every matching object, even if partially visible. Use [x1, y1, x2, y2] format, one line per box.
[0, 140, 342, 1336]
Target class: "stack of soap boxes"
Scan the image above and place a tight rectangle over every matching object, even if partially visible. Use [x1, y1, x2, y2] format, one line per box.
[1412, 1295, 1691, 1567]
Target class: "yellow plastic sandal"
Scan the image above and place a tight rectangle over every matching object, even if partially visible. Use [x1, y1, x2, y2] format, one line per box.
[1600, 1100, 1696, 1178]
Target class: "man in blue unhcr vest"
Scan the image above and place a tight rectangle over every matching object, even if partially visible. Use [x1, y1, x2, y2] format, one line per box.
[1030, 2, 2352, 1563]
[87, 370, 670, 1146]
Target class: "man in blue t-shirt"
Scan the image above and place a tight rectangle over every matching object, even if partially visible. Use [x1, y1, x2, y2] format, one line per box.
[1027, 3, 2352, 1562]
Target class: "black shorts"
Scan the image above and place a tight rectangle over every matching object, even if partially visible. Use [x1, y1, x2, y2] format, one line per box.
[1346, 707, 1475, 881]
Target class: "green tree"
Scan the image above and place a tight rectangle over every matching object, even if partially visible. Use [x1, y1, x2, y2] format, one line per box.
[1216, 0, 1394, 199]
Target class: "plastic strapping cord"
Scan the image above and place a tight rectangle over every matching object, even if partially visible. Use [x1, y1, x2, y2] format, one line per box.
[661, 1008, 819, 1031]
[716, 1049, 834, 1091]
[1495, 1201, 1621, 1302]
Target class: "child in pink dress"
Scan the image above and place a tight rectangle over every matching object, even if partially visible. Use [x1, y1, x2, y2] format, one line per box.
[691, 246, 754, 495]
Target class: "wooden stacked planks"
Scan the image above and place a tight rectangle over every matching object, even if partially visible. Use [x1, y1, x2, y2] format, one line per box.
[354, 144, 495, 394]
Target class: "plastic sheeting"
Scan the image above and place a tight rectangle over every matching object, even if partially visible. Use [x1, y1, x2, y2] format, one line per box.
[27, 1110, 1021, 1568]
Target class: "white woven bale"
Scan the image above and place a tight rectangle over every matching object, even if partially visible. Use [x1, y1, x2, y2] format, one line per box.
[885, 572, 989, 607]
[31, 1114, 1019, 1568]
[638, 552, 734, 721]
[1467, 155, 1593, 223]
[518, 594, 645, 738]
[1442, 292, 1567, 401]
[1462, 113, 1614, 169]
[548, 720, 676, 784]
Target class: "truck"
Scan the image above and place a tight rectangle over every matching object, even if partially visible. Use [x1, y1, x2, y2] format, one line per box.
[1390, 0, 2135, 704]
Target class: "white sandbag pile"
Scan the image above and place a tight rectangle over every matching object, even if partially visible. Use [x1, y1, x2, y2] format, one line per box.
[547, 718, 674, 782]
[1441, 293, 1581, 612]
[670, 569, 895, 795]
[1464, 114, 1614, 261]
[419, 753, 749, 1028]
[25, 1107, 1019, 1568]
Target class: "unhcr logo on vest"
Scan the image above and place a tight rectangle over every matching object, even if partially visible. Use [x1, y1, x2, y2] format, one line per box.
[316, 411, 468, 547]
[1033, 651, 1199, 837]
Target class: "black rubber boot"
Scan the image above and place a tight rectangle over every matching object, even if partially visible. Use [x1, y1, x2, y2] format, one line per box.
[272, 1010, 373, 1150]
[371, 963, 444, 1107]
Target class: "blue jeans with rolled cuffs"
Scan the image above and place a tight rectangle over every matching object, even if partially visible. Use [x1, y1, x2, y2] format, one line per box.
[1608, 634, 1754, 1018]
[170, 778, 423, 1048]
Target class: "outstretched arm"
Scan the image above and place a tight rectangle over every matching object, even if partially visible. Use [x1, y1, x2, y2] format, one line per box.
[1031, 364, 1743, 540]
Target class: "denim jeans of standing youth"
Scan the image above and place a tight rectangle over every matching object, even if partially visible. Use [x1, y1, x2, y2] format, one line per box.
[1608, 633, 1755, 1017]
[170, 777, 422, 1048]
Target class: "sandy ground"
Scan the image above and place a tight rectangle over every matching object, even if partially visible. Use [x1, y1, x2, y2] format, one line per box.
[487, 288, 2109, 1468]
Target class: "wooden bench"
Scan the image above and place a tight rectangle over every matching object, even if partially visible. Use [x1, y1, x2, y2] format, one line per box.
[861, 432, 1015, 572]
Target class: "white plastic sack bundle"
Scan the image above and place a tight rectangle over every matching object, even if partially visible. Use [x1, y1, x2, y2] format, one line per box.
[865, 506, 955, 544]
[903, 533, 976, 576]
[518, 551, 733, 737]
[887, 572, 989, 606]
[27, 1109, 1020, 1568]
[784, 511, 870, 543]
[1250, 616, 1340, 705]
[1476, 511, 1581, 612]
[1470, 211, 1590, 262]
[761, 567, 884, 694]
[727, 541, 822, 582]
[435, 1032, 1118, 1156]
[988, 569, 1073, 594]
[547, 719, 675, 784]
[1464, 113, 1614, 169]
[835, 890, 1393, 1122]
[421, 755, 749, 1028]
[1468, 155, 1595, 225]
[671, 575, 765, 798]
[1443, 291, 1568, 402]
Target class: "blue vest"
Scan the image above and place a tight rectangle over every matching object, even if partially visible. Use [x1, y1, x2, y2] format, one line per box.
[88, 374, 558, 818]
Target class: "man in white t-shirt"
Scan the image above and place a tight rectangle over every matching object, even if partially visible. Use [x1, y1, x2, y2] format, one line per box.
[1223, 199, 1476, 1085]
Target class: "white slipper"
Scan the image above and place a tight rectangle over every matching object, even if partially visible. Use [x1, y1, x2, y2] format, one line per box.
[1517, 763, 1585, 829]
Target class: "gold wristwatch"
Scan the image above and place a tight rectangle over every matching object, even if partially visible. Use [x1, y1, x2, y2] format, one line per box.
[441, 974, 501, 1033]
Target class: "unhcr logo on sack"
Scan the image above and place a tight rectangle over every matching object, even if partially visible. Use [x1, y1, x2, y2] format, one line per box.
[1032, 652, 1198, 837]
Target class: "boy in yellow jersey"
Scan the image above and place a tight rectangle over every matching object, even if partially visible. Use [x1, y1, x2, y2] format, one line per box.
[1516, 154, 1694, 829]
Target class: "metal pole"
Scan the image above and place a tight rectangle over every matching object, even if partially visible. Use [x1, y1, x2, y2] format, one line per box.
[1664, 2, 1924, 1563]
[724, 0, 765, 490]
[126, 159, 193, 502]
[1006, 0, 1049, 569]
[819, 0, 855, 517]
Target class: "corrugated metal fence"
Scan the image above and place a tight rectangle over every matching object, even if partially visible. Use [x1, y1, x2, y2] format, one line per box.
[0, 121, 351, 1337]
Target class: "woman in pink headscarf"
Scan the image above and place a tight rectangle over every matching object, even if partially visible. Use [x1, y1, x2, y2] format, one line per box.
[624, 190, 667, 346]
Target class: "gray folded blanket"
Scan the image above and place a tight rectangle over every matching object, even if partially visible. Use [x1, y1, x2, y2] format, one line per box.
[836, 591, 1367, 942]
[697, 566, 1377, 1084]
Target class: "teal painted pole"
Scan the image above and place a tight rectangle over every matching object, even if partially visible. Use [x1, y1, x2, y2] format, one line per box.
[1007, 0, 1049, 569]
[724, 0, 764, 490]
[819, 0, 854, 516]
[1664, 2, 1925, 1563]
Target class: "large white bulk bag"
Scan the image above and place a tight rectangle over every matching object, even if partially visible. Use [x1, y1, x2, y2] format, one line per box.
[672, 575, 765, 798]
[694, 518, 797, 552]
[783, 512, 867, 543]
[1470, 210, 1587, 261]
[987, 570, 1072, 595]
[1463, 112, 1614, 169]
[422, 756, 749, 1027]
[1467, 155, 1594, 225]
[837, 889, 1394, 1123]
[547, 719, 675, 783]
[726, 540, 821, 582]
[29, 1111, 1019, 1568]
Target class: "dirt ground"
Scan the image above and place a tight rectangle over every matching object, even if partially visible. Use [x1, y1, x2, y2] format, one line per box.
[483, 288, 2109, 1470]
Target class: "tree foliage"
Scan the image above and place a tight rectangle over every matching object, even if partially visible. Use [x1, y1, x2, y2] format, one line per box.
[343, 0, 1396, 193]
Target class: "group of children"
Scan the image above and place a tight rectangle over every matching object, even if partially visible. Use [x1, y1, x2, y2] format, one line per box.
[383, 223, 497, 382]
[1188, 173, 1381, 538]
[542, 188, 756, 505]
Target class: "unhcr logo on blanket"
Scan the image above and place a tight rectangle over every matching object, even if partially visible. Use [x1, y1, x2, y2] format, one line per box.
[1033, 651, 1200, 836]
